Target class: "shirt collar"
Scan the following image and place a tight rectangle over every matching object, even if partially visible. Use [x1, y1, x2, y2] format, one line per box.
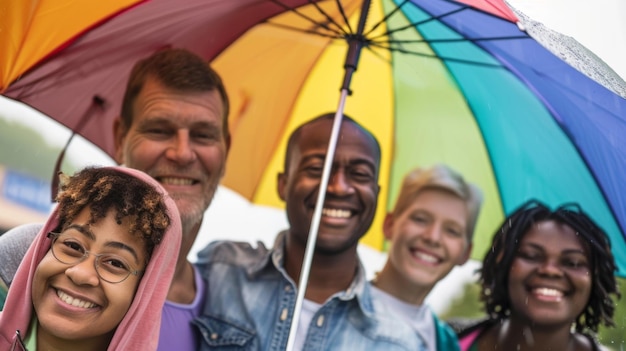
[248, 230, 375, 315]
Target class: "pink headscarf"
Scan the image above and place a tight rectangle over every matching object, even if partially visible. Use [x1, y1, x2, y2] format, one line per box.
[0, 166, 182, 350]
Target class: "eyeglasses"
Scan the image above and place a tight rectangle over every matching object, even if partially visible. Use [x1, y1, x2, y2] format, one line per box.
[47, 232, 143, 284]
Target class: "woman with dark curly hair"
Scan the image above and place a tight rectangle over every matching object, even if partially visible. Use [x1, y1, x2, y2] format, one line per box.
[457, 200, 620, 351]
[0, 166, 181, 351]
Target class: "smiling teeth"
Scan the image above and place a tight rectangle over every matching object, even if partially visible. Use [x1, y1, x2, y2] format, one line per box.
[413, 251, 438, 263]
[160, 177, 193, 186]
[57, 290, 97, 309]
[533, 288, 563, 298]
[322, 208, 351, 218]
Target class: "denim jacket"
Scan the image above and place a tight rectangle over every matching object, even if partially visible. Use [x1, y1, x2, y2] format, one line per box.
[194, 231, 426, 351]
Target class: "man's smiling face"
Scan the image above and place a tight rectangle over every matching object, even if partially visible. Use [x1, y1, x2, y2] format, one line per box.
[278, 118, 380, 254]
[115, 76, 228, 230]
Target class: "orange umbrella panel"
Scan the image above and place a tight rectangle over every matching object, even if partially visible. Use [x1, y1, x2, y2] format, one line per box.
[0, 0, 145, 92]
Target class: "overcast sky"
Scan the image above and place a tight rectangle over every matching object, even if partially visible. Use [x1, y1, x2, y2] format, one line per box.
[507, 0, 626, 79]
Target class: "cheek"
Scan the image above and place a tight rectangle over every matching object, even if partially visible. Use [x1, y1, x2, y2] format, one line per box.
[197, 146, 227, 173]
[365, 185, 379, 200]
[506, 268, 524, 303]
[388, 229, 412, 260]
[392, 223, 412, 241]
[32, 254, 59, 302]
[577, 273, 593, 299]
[507, 261, 527, 287]
[389, 242, 409, 272]
[106, 281, 140, 318]
[291, 178, 318, 197]
[123, 137, 161, 166]
[447, 238, 469, 262]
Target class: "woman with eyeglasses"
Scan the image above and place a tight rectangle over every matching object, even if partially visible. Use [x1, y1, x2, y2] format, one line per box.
[0, 166, 181, 351]
[456, 200, 620, 351]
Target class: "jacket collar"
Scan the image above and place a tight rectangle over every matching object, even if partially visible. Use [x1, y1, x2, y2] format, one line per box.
[247, 230, 375, 316]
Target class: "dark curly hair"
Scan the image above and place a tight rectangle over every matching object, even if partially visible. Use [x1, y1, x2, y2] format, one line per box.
[480, 199, 620, 333]
[55, 167, 171, 265]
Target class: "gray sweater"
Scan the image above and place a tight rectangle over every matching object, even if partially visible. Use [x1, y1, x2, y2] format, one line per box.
[0, 223, 41, 287]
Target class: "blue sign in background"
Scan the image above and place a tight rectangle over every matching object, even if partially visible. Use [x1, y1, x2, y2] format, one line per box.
[2, 169, 53, 213]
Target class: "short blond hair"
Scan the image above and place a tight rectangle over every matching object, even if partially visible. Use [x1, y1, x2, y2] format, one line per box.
[391, 164, 483, 240]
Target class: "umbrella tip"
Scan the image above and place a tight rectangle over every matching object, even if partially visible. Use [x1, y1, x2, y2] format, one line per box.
[516, 21, 526, 32]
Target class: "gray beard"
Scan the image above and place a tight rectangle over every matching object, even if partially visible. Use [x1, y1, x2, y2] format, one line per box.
[171, 187, 217, 237]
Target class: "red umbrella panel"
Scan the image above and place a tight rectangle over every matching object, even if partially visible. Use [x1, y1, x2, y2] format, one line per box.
[2, 0, 320, 155]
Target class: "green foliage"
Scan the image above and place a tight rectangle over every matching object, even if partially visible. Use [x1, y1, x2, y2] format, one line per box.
[440, 281, 485, 321]
[0, 116, 77, 179]
[597, 277, 626, 350]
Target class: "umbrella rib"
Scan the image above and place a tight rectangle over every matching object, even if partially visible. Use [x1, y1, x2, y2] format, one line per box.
[304, 0, 351, 36]
[270, 0, 346, 37]
[364, 0, 411, 37]
[377, 35, 529, 44]
[364, 45, 394, 65]
[334, 0, 353, 34]
[369, 41, 503, 68]
[369, 6, 468, 41]
[266, 21, 343, 39]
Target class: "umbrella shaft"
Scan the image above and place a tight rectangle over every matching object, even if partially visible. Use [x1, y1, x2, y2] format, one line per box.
[341, 0, 372, 93]
[285, 89, 350, 351]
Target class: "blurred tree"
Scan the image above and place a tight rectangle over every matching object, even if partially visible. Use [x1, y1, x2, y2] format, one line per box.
[440, 281, 483, 321]
[598, 277, 625, 350]
[0, 116, 77, 178]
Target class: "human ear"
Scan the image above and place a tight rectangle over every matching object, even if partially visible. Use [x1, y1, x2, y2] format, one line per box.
[382, 213, 395, 241]
[112, 117, 127, 165]
[277, 172, 287, 202]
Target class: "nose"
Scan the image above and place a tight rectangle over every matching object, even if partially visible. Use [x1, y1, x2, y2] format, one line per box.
[65, 256, 100, 286]
[165, 130, 196, 164]
[421, 224, 442, 246]
[326, 169, 354, 196]
[537, 258, 564, 277]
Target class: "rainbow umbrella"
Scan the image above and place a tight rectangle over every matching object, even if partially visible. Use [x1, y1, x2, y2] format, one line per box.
[212, 0, 626, 277]
[2, 0, 626, 279]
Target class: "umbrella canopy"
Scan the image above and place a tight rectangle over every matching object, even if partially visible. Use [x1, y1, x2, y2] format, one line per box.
[0, 0, 146, 91]
[214, 0, 626, 276]
[1, 0, 318, 153]
[2, 0, 626, 277]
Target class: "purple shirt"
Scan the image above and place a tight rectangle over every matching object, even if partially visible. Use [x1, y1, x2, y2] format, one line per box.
[157, 266, 206, 350]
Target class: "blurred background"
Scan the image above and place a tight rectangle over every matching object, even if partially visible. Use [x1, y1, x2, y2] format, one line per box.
[0, 0, 624, 348]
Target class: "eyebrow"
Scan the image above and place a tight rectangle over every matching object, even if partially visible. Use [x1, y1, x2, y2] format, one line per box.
[141, 115, 221, 129]
[522, 242, 587, 256]
[64, 224, 141, 263]
[347, 159, 377, 174]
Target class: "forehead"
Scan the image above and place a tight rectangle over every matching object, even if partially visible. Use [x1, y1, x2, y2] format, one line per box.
[521, 220, 587, 253]
[133, 77, 225, 126]
[405, 189, 467, 219]
[293, 119, 379, 164]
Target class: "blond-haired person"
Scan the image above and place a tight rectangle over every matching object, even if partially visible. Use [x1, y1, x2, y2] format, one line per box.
[371, 164, 482, 351]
